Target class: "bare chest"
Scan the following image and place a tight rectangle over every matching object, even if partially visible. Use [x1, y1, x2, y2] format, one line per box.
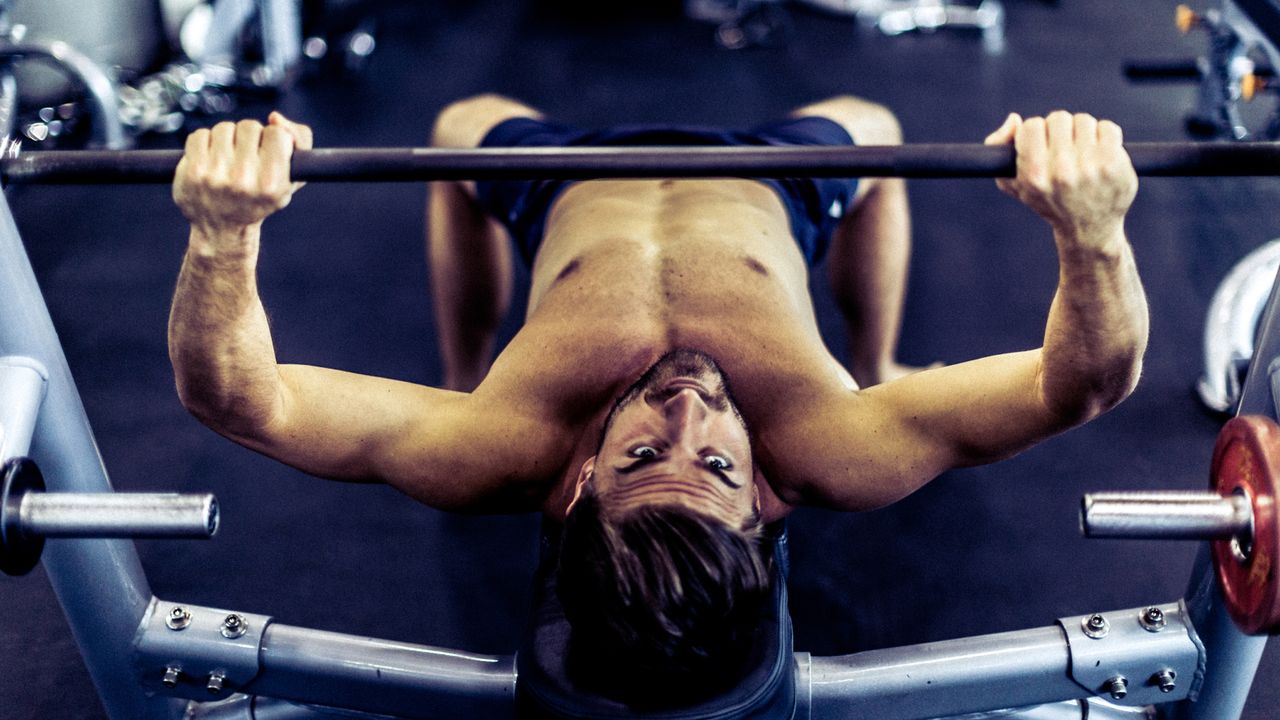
[525, 180, 817, 328]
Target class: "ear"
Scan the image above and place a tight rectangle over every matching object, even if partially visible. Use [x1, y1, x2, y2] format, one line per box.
[752, 465, 764, 513]
[566, 456, 595, 513]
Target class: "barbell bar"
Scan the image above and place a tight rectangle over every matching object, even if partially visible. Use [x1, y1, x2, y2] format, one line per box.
[6, 142, 1280, 184]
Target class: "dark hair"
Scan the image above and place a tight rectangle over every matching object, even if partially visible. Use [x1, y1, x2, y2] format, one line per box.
[556, 483, 771, 707]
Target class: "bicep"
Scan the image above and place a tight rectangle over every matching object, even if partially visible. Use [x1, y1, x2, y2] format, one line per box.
[781, 350, 1068, 511]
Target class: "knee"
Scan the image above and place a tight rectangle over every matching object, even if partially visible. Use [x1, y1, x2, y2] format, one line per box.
[855, 99, 902, 146]
[810, 95, 902, 146]
[431, 93, 540, 148]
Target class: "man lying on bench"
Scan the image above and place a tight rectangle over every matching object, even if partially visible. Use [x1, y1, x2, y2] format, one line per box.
[166, 95, 1148, 710]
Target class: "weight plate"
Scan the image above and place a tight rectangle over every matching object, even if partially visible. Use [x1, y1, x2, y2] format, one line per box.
[0, 457, 46, 576]
[1211, 416, 1280, 634]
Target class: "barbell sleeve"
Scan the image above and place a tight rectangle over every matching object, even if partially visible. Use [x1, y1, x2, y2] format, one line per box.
[18, 492, 219, 538]
[6, 142, 1280, 183]
[2, 457, 219, 575]
[1081, 491, 1253, 540]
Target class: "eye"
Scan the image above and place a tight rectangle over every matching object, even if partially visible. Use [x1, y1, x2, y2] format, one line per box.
[631, 446, 659, 459]
[705, 455, 732, 471]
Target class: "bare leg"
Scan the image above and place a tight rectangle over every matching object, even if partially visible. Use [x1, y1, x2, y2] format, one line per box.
[427, 95, 542, 391]
[793, 96, 920, 387]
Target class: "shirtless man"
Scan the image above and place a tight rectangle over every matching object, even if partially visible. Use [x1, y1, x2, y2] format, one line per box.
[168, 95, 1147, 706]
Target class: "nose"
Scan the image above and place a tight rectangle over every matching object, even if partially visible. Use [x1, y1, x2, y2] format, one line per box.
[662, 388, 709, 431]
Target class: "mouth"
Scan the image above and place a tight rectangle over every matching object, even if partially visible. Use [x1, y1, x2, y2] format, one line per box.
[663, 378, 710, 394]
[647, 377, 722, 408]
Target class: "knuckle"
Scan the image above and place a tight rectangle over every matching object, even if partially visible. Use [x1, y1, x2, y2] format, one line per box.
[1099, 120, 1124, 143]
[1017, 157, 1044, 180]
[1050, 167, 1079, 192]
[262, 175, 289, 198]
[229, 174, 263, 199]
[205, 176, 231, 195]
[185, 166, 210, 186]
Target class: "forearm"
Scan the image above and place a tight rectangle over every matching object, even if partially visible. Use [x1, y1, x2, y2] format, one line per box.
[1038, 225, 1149, 421]
[168, 224, 285, 438]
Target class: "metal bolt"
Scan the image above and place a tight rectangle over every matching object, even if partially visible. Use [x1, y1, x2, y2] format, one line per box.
[1140, 606, 1167, 632]
[1082, 613, 1110, 639]
[1106, 675, 1129, 700]
[206, 670, 226, 695]
[165, 606, 192, 631]
[1154, 669, 1177, 693]
[220, 613, 247, 639]
[161, 665, 182, 688]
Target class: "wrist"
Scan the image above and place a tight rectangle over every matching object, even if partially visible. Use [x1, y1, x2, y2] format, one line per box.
[188, 223, 262, 261]
[1053, 222, 1128, 260]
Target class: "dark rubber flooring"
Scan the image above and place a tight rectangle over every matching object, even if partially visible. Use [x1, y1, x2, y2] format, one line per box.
[1, 0, 1278, 717]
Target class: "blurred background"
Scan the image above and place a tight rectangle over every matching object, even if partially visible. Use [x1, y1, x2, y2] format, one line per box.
[0, 0, 1277, 717]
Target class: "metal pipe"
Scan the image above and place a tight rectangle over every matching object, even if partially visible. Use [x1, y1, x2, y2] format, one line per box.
[187, 695, 416, 719]
[7, 142, 1280, 184]
[19, 492, 218, 538]
[244, 623, 517, 719]
[1081, 492, 1252, 540]
[808, 625, 1080, 719]
[162, 600, 1196, 720]
[183, 696, 1149, 720]
[0, 355, 47, 463]
[1168, 545, 1262, 720]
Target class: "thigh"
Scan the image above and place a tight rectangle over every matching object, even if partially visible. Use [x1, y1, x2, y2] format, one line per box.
[786, 96, 902, 206]
[431, 94, 545, 150]
[787, 95, 901, 146]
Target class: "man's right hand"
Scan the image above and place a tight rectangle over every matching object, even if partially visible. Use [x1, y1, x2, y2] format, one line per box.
[984, 111, 1138, 246]
[173, 112, 314, 251]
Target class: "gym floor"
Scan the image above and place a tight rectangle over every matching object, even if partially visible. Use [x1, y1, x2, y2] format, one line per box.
[1, 0, 1278, 717]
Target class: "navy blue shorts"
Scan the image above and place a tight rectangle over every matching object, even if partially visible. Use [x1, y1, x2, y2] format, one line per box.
[474, 116, 859, 267]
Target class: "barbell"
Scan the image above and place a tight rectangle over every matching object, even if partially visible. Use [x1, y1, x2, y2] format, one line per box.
[5, 141, 1280, 183]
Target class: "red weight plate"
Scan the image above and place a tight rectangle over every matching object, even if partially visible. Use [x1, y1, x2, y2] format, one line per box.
[1211, 415, 1280, 635]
